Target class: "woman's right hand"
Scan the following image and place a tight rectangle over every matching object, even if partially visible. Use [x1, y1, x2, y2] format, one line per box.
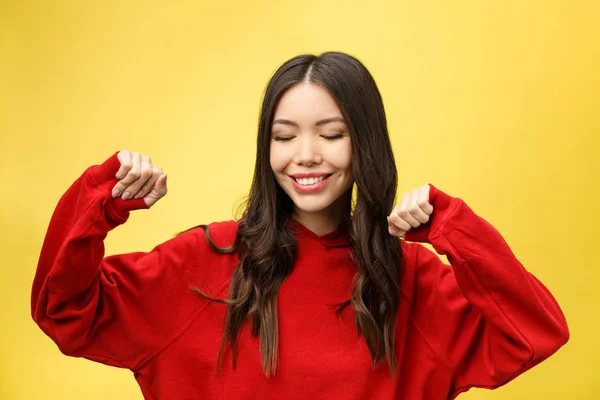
[111, 150, 168, 207]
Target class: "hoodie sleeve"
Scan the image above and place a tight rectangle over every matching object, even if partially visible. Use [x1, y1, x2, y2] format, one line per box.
[403, 185, 569, 398]
[31, 153, 209, 370]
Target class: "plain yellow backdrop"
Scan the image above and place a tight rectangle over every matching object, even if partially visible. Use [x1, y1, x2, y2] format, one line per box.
[1, 0, 598, 398]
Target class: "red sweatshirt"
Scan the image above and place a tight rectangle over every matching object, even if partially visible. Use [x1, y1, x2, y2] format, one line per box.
[32, 153, 569, 400]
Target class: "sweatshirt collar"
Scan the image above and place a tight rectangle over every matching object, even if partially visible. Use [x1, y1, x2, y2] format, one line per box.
[289, 218, 352, 248]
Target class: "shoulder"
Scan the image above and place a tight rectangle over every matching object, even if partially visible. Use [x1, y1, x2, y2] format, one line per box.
[174, 220, 239, 296]
[204, 220, 239, 248]
[174, 219, 239, 250]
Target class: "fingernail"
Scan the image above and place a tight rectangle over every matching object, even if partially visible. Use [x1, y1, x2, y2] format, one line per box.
[122, 191, 131, 200]
[134, 192, 143, 199]
[112, 188, 120, 198]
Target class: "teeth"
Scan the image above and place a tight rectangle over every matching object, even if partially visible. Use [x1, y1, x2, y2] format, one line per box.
[295, 176, 325, 185]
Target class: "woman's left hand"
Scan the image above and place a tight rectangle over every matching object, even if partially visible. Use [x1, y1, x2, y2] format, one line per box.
[387, 184, 434, 237]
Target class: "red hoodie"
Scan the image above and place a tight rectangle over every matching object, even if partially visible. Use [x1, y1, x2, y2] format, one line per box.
[31, 153, 569, 399]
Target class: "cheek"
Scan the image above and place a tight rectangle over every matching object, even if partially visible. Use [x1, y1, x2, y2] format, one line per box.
[269, 144, 288, 174]
[327, 142, 352, 172]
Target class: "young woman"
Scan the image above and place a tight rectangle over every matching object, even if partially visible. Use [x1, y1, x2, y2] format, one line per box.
[31, 52, 569, 399]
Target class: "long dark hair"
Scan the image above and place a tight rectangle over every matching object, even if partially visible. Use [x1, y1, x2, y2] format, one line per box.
[191, 51, 402, 377]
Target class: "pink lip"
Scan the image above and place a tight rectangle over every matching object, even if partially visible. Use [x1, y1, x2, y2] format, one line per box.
[290, 174, 332, 193]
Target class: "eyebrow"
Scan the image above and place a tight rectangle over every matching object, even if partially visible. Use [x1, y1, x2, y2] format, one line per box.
[272, 116, 346, 128]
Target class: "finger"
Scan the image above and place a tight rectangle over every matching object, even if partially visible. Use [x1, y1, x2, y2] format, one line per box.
[144, 174, 168, 207]
[113, 152, 140, 198]
[113, 152, 141, 199]
[387, 220, 406, 238]
[388, 204, 412, 232]
[118, 152, 141, 186]
[115, 152, 141, 199]
[116, 150, 133, 181]
[395, 192, 421, 228]
[418, 184, 434, 215]
[113, 151, 132, 197]
[156, 173, 168, 195]
[122, 154, 152, 200]
[134, 166, 162, 199]
[388, 194, 413, 231]
[408, 188, 430, 224]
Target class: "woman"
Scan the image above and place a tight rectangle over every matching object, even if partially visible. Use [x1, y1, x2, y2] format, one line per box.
[31, 52, 569, 399]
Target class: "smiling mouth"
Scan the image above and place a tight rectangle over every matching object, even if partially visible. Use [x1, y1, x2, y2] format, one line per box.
[289, 174, 333, 193]
[292, 174, 333, 185]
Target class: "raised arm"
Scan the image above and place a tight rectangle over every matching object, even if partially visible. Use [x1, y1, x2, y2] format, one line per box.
[31, 151, 204, 370]
[389, 184, 569, 398]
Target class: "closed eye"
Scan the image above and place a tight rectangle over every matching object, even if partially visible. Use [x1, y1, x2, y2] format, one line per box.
[321, 134, 344, 141]
[273, 136, 294, 142]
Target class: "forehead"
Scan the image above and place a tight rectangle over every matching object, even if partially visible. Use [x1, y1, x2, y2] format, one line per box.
[274, 83, 342, 120]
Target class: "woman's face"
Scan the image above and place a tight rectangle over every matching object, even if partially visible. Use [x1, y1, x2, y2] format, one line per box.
[270, 83, 354, 221]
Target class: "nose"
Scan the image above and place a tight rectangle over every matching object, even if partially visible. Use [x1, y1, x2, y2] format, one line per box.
[293, 135, 323, 167]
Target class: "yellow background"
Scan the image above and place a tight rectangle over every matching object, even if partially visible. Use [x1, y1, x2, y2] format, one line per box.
[1, 0, 598, 398]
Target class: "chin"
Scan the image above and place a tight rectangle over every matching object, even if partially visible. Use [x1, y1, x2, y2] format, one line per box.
[289, 197, 335, 215]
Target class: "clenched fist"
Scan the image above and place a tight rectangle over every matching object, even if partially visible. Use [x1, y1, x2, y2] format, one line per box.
[111, 150, 168, 207]
[387, 184, 434, 238]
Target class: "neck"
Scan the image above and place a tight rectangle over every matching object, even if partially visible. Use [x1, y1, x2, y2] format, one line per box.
[292, 191, 350, 236]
